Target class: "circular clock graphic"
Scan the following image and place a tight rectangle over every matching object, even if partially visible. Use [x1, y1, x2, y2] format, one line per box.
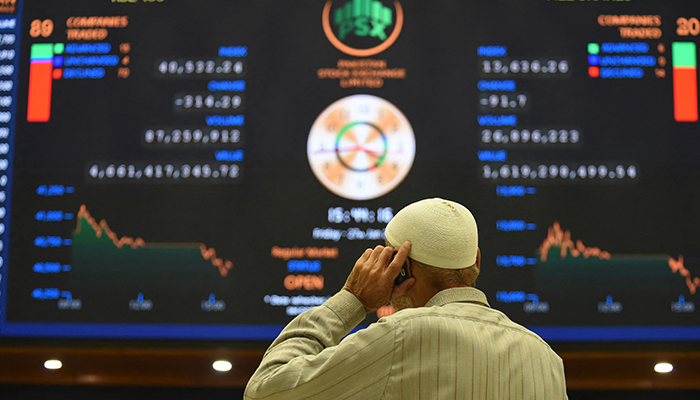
[307, 95, 415, 200]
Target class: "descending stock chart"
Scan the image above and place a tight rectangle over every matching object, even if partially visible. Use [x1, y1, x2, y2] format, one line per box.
[0, 0, 698, 341]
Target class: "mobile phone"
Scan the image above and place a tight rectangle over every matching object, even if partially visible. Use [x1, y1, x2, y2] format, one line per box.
[392, 253, 409, 286]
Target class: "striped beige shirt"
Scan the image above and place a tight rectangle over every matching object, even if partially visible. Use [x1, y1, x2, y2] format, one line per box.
[245, 287, 567, 399]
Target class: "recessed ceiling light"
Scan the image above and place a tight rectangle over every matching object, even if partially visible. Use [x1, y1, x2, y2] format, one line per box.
[212, 360, 232, 372]
[44, 359, 62, 370]
[654, 362, 673, 373]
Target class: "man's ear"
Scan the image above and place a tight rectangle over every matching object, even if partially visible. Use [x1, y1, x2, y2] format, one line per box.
[475, 248, 481, 270]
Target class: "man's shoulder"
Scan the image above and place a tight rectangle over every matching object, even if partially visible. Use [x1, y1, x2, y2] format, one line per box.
[383, 301, 553, 348]
[384, 300, 501, 322]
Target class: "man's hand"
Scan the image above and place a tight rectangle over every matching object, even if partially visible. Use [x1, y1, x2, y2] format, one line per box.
[342, 241, 412, 313]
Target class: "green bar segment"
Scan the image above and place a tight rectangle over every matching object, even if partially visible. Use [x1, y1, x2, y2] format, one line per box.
[672, 42, 697, 68]
[372, 1, 382, 20]
[352, 0, 361, 17]
[30, 43, 54, 60]
[363, 0, 371, 18]
[381, 7, 392, 25]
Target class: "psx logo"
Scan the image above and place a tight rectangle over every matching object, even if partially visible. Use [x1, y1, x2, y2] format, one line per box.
[322, 0, 404, 57]
[334, 0, 393, 41]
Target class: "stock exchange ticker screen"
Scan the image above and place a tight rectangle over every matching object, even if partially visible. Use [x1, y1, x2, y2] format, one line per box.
[0, 0, 697, 341]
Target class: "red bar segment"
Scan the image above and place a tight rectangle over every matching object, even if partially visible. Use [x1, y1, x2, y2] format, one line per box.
[673, 67, 698, 122]
[27, 61, 53, 122]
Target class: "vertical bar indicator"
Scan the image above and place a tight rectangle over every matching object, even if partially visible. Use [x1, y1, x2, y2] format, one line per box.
[672, 42, 698, 122]
[27, 43, 54, 123]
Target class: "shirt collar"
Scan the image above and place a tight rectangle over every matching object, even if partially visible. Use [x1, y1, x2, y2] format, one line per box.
[424, 287, 490, 308]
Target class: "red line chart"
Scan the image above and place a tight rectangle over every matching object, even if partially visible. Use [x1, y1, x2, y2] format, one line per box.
[75, 205, 234, 277]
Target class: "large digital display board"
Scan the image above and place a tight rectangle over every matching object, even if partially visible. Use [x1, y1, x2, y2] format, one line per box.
[0, 0, 698, 341]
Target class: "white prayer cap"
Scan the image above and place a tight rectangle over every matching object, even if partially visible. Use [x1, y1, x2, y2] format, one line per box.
[385, 198, 478, 269]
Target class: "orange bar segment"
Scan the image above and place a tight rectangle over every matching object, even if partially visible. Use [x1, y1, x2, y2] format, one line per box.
[27, 61, 53, 122]
[673, 67, 698, 122]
